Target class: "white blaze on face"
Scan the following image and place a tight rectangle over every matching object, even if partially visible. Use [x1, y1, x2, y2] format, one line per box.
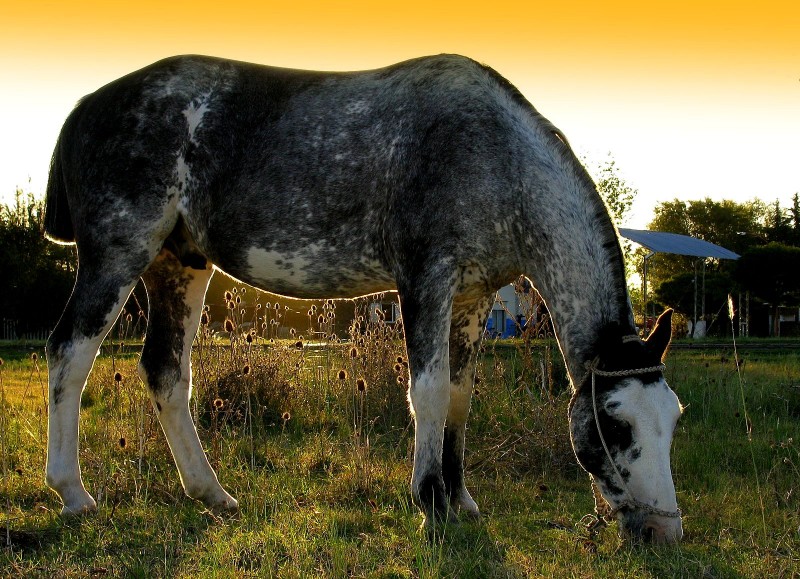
[605, 378, 682, 511]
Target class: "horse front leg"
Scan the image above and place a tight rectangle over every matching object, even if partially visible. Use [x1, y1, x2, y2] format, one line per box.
[139, 252, 238, 512]
[399, 273, 456, 529]
[442, 296, 492, 519]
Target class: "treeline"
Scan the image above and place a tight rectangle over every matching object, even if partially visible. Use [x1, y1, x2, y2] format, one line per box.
[0, 190, 76, 338]
[2, 186, 799, 340]
[644, 195, 800, 336]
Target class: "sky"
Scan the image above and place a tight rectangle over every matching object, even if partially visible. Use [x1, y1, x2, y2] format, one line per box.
[1, 0, 798, 228]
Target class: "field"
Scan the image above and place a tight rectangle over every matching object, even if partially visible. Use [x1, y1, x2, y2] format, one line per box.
[1, 294, 799, 578]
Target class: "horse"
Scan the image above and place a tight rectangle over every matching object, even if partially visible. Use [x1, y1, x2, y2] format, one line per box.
[43, 54, 683, 543]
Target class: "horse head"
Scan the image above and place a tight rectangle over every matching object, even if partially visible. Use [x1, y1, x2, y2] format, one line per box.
[569, 309, 683, 543]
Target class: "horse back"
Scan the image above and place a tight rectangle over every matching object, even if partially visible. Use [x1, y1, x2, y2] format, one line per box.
[46, 54, 534, 295]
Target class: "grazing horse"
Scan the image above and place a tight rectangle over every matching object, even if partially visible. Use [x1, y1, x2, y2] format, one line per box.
[44, 54, 683, 543]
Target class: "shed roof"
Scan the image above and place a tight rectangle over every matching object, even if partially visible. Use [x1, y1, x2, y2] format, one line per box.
[618, 228, 740, 260]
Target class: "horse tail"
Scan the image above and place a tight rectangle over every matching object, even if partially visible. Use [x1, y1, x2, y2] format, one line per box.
[44, 124, 75, 243]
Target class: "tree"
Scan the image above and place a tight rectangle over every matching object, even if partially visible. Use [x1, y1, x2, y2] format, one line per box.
[645, 198, 767, 292]
[764, 199, 793, 245]
[655, 270, 734, 333]
[585, 154, 637, 280]
[0, 190, 77, 337]
[591, 155, 635, 226]
[734, 243, 800, 336]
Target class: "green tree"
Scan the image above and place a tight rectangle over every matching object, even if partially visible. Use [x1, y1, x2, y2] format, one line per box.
[586, 154, 637, 281]
[645, 197, 767, 291]
[734, 242, 800, 336]
[655, 270, 734, 333]
[764, 199, 793, 244]
[591, 155, 635, 226]
[0, 190, 77, 337]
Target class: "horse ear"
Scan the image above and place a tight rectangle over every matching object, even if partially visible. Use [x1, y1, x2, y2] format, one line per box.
[645, 308, 673, 361]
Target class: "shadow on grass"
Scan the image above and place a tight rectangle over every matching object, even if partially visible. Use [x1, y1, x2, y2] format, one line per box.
[1, 502, 219, 577]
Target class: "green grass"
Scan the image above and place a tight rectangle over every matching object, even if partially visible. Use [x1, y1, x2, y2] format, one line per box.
[1, 297, 799, 577]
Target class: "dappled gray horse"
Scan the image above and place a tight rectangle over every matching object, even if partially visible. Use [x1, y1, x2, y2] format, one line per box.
[44, 55, 683, 542]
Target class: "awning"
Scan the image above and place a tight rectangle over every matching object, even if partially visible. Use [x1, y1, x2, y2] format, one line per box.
[618, 228, 740, 260]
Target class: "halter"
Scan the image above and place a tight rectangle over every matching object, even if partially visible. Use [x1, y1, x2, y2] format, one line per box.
[583, 338, 682, 525]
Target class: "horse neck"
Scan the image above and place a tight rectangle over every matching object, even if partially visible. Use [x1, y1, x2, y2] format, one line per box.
[517, 138, 635, 383]
[542, 265, 635, 384]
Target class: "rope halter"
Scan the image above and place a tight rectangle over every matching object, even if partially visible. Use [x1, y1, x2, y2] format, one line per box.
[583, 337, 682, 525]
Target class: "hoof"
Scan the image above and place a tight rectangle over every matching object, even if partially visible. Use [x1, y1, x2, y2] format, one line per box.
[187, 483, 239, 514]
[453, 491, 481, 521]
[210, 495, 239, 515]
[198, 489, 239, 516]
[457, 505, 482, 521]
[60, 496, 98, 517]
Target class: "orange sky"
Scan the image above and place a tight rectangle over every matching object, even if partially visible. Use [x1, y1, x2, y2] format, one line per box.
[2, 0, 798, 226]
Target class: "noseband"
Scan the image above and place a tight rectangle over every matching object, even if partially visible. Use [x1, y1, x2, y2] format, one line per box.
[584, 341, 682, 523]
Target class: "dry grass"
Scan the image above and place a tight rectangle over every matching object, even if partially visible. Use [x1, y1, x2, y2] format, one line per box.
[1, 285, 798, 577]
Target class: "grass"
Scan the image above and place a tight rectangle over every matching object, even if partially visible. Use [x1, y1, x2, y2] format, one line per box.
[1, 290, 799, 577]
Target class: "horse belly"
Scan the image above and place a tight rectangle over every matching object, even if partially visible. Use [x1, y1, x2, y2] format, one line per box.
[214, 241, 397, 300]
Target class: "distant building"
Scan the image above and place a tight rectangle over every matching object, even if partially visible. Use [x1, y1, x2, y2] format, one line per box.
[485, 280, 543, 338]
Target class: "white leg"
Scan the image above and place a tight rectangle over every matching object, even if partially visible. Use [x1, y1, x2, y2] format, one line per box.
[408, 353, 452, 524]
[47, 281, 136, 514]
[398, 269, 456, 527]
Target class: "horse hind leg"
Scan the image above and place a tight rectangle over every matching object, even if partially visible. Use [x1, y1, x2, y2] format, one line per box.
[138, 250, 237, 512]
[443, 296, 492, 519]
[46, 264, 143, 514]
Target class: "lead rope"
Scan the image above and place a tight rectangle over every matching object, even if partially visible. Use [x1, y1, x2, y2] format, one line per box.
[580, 337, 681, 536]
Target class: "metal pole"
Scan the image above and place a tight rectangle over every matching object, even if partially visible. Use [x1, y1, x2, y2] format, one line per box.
[642, 252, 654, 333]
[701, 259, 706, 324]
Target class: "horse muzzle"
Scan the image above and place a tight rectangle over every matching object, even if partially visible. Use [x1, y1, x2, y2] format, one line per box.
[620, 511, 684, 544]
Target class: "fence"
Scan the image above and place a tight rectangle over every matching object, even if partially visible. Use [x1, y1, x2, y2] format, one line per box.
[0, 319, 51, 342]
